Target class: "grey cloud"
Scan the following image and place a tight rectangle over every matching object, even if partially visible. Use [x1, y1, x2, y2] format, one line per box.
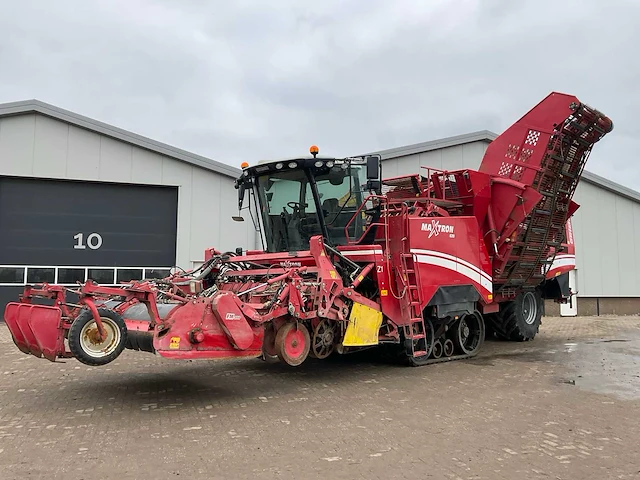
[0, 0, 637, 188]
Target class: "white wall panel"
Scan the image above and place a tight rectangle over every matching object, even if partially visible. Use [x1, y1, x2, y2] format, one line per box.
[66, 125, 101, 180]
[99, 136, 133, 183]
[33, 115, 68, 179]
[131, 146, 163, 184]
[0, 114, 35, 176]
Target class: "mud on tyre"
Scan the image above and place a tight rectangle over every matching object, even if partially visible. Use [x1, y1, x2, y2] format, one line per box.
[68, 308, 128, 366]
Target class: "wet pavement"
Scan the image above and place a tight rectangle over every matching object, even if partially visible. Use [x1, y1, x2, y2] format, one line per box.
[1, 315, 640, 479]
[551, 332, 640, 401]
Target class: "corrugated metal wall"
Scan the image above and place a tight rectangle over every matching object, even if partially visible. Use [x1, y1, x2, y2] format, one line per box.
[0, 113, 257, 269]
[379, 141, 640, 298]
[571, 182, 640, 297]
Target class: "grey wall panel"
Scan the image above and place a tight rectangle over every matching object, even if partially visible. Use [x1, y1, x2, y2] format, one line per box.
[462, 142, 487, 168]
[384, 143, 489, 179]
[614, 195, 637, 295]
[67, 124, 101, 179]
[0, 114, 35, 176]
[572, 181, 640, 297]
[572, 182, 603, 295]
[441, 145, 463, 170]
[190, 165, 222, 261]
[596, 187, 622, 295]
[634, 203, 640, 295]
[160, 157, 193, 268]
[99, 136, 133, 183]
[33, 115, 69, 179]
[131, 146, 163, 184]
[419, 150, 444, 172]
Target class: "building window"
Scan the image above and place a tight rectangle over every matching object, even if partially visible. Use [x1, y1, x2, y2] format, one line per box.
[58, 268, 86, 285]
[26, 268, 55, 284]
[144, 268, 171, 279]
[0, 267, 25, 284]
[88, 269, 115, 285]
[116, 269, 143, 283]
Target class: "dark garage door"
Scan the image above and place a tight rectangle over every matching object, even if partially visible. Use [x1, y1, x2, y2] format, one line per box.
[0, 176, 178, 310]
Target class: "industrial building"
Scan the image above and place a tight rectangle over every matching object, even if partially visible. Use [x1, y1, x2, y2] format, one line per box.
[0, 100, 256, 309]
[1, 99, 638, 316]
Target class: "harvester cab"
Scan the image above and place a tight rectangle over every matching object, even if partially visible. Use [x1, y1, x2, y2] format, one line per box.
[234, 148, 383, 253]
[3, 91, 613, 371]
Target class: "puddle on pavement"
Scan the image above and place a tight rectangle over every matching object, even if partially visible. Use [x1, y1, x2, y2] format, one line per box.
[552, 332, 640, 401]
[470, 332, 640, 401]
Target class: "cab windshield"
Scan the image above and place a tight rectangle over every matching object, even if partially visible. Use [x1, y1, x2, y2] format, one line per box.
[255, 164, 367, 252]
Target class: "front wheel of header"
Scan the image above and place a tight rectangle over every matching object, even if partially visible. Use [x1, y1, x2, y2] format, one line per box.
[68, 308, 128, 366]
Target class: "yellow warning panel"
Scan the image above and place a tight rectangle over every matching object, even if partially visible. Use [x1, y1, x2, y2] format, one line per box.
[342, 302, 383, 347]
[169, 336, 181, 349]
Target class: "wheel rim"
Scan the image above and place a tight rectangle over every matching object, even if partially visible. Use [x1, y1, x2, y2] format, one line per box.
[312, 320, 336, 359]
[454, 312, 485, 355]
[275, 323, 310, 366]
[522, 292, 538, 325]
[284, 329, 306, 358]
[443, 339, 454, 357]
[79, 318, 121, 358]
[432, 340, 443, 359]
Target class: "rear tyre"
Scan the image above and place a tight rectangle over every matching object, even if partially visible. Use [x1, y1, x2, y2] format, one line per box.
[493, 291, 543, 342]
[68, 308, 128, 366]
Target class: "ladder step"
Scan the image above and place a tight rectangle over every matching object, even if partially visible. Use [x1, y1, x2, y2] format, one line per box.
[413, 350, 429, 357]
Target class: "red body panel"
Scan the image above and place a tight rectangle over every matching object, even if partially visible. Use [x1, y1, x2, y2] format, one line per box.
[153, 297, 264, 359]
[408, 217, 493, 305]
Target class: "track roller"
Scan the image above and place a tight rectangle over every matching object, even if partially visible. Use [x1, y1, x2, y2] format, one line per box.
[432, 339, 443, 359]
[443, 339, 454, 357]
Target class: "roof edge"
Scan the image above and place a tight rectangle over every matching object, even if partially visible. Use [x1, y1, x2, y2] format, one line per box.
[0, 99, 241, 179]
[367, 129, 640, 205]
[365, 130, 497, 160]
[581, 170, 640, 204]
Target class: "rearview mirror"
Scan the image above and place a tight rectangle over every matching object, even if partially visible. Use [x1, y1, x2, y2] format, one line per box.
[366, 156, 380, 179]
[237, 182, 246, 211]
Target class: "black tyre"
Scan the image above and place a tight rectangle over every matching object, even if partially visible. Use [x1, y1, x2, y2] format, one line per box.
[68, 308, 128, 366]
[493, 291, 543, 342]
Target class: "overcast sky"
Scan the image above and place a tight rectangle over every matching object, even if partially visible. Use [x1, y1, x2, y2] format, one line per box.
[1, 0, 638, 190]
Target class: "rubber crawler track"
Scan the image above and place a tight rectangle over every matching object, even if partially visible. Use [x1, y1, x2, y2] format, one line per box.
[408, 351, 478, 367]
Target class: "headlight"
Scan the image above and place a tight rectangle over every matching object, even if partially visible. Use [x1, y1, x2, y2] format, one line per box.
[275, 162, 283, 170]
[326, 160, 334, 168]
[288, 162, 297, 169]
[314, 160, 323, 167]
